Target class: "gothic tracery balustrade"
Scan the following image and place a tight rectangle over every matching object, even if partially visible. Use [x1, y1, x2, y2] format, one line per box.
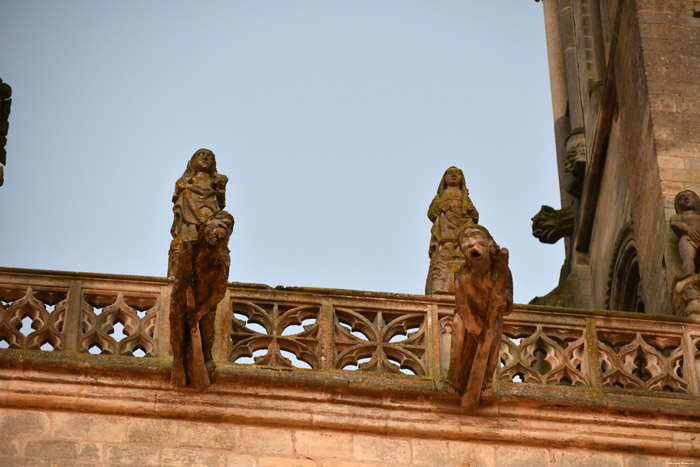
[1, 268, 699, 405]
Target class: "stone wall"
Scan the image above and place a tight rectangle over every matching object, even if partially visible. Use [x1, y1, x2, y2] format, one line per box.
[1, 408, 698, 467]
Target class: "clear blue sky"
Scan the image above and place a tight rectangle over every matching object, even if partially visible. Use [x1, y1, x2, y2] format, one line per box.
[0, 1, 564, 303]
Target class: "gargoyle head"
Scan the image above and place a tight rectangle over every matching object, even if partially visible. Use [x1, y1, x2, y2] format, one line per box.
[458, 225, 498, 272]
[200, 210, 234, 248]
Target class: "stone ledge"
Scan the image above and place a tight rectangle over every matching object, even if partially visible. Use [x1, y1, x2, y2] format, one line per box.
[0, 355, 699, 458]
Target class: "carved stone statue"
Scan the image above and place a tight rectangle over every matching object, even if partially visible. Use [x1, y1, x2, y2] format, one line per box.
[531, 205, 574, 244]
[564, 132, 586, 198]
[670, 190, 700, 276]
[170, 210, 234, 387]
[446, 225, 513, 410]
[169, 148, 228, 276]
[426, 167, 479, 294]
[0, 77, 12, 187]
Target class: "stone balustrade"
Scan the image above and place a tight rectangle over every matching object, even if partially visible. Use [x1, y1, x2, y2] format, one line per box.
[1, 267, 699, 409]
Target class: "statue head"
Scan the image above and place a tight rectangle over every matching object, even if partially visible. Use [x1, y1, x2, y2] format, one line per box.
[564, 133, 586, 174]
[437, 166, 468, 196]
[674, 190, 700, 214]
[182, 148, 217, 179]
[458, 225, 499, 272]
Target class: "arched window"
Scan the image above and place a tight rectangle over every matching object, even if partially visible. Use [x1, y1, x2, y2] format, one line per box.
[607, 224, 645, 313]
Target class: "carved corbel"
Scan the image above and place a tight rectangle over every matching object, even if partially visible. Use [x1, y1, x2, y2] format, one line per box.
[531, 205, 575, 244]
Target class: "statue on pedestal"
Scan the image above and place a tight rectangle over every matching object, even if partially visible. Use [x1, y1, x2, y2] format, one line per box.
[670, 190, 700, 318]
[426, 167, 479, 294]
[169, 148, 228, 276]
[169, 150, 234, 388]
[446, 225, 513, 410]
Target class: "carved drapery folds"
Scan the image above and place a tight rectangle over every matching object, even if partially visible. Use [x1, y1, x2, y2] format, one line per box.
[425, 167, 479, 295]
[168, 148, 228, 276]
[446, 225, 513, 410]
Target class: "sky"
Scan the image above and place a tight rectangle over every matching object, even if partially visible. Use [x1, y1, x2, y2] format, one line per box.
[0, 1, 564, 304]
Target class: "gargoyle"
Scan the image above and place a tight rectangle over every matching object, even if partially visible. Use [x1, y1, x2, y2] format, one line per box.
[170, 210, 234, 388]
[446, 225, 513, 410]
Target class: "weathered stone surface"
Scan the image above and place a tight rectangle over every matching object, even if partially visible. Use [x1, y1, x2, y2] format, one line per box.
[531, 205, 575, 244]
[24, 440, 78, 459]
[294, 430, 353, 459]
[0, 438, 18, 456]
[564, 132, 586, 198]
[495, 446, 547, 467]
[105, 444, 160, 465]
[170, 209, 234, 388]
[670, 190, 700, 275]
[0, 411, 50, 436]
[549, 450, 623, 467]
[239, 427, 293, 456]
[226, 453, 257, 467]
[169, 148, 229, 274]
[446, 225, 513, 410]
[258, 457, 318, 467]
[353, 435, 411, 464]
[411, 439, 449, 466]
[77, 443, 101, 462]
[53, 413, 127, 443]
[0, 458, 50, 467]
[448, 441, 495, 466]
[426, 166, 479, 295]
[161, 447, 227, 467]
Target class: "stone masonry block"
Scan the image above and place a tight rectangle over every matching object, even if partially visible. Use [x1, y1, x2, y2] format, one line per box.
[657, 156, 685, 169]
[176, 421, 238, 450]
[0, 457, 50, 467]
[238, 427, 293, 456]
[353, 434, 411, 464]
[549, 449, 623, 467]
[127, 417, 181, 445]
[449, 441, 495, 467]
[411, 439, 450, 466]
[24, 440, 78, 459]
[294, 430, 353, 459]
[226, 453, 256, 467]
[52, 461, 101, 467]
[161, 447, 227, 467]
[495, 446, 547, 467]
[78, 442, 102, 462]
[660, 168, 700, 183]
[0, 410, 50, 436]
[685, 158, 700, 170]
[106, 444, 161, 465]
[53, 412, 127, 443]
[626, 455, 696, 467]
[258, 457, 319, 467]
[0, 437, 18, 456]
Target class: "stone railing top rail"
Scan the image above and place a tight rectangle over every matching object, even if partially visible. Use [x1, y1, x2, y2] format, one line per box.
[1, 267, 699, 412]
